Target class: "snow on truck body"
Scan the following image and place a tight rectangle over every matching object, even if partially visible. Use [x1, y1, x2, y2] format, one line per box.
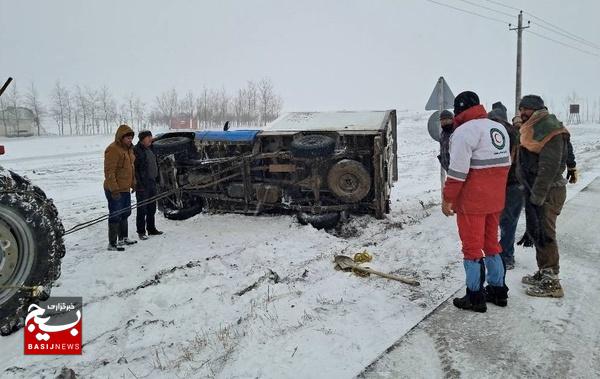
[154, 110, 398, 228]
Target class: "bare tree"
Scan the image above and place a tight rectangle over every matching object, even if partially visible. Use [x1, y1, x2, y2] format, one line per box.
[155, 88, 178, 128]
[246, 81, 258, 125]
[85, 87, 100, 134]
[133, 97, 145, 131]
[74, 85, 87, 134]
[257, 78, 282, 125]
[181, 91, 196, 128]
[50, 81, 68, 135]
[233, 88, 246, 127]
[25, 82, 46, 135]
[64, 89, 74, 135]
[99, 85, 115, 134]
[197, 87, 211, 129]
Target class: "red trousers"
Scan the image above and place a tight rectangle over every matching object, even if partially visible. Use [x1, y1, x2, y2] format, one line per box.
[456, 212, 502, 260]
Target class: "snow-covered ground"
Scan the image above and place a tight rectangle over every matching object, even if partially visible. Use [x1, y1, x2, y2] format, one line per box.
[1, 114, 600, 378]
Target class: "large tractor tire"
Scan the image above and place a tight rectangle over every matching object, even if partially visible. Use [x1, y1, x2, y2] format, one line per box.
[290, 134, 336, 158]
[153, 136, 194, 159]
[0, 169, 65, 336]
[327, 159, 371, 203]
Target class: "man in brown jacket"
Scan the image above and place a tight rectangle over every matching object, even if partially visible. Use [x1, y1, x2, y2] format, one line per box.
[104, 124, 137, 251]
[516, 95, 570, 298]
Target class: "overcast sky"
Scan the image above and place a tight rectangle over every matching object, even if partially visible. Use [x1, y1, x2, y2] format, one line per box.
[1, 0, 599, 115]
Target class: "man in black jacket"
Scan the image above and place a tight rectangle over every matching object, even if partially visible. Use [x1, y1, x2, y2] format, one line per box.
[134, 130, 164, 240]
[488, 102, 521, 270]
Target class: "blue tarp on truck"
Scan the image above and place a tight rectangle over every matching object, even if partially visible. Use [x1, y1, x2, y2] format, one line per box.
[194, 130, 260, 143]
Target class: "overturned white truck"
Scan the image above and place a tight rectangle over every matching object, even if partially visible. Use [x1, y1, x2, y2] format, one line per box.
[153, 110, 398, 228]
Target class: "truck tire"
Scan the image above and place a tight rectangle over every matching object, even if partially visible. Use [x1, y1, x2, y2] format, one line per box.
[297, 212, 341, 229]
[327, 159, 371, 203]
[0, 169, 65, 336]
[160, 192, 203, 221]
[290, 135, 336, 158]
[153, 137, 193, 158]
[163, 203, 203, 220]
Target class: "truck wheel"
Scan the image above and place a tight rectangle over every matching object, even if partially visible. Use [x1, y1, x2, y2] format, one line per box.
[297, 212, 341, 229]
[0, 170, 65, 336]
[153, 137, 193, 157]
[160, 193, 203, 221]
[290, 135, 336, 158]
[163, 204, 203, 220]
[327, 159, 371, 203]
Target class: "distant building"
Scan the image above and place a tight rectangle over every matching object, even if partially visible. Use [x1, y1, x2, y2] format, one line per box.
[0, 107, 35, 137]
[170, 114, 198, 129]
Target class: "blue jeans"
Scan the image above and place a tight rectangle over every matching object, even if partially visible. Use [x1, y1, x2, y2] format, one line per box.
[499, 184, 524, 265]
[104, 189, 131, 224]
[464, 255, 505, 291]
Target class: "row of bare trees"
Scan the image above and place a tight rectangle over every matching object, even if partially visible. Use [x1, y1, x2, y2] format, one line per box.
[0, 78, 283, 136]
[153, 78, 283, 129]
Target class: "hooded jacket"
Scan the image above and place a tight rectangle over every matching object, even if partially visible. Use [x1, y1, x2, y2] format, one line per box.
[443, 105, 511, 214]
[104, 124, 136, 193]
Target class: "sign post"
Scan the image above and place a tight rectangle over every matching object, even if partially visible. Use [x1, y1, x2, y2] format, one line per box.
[425, 77, 455, 199]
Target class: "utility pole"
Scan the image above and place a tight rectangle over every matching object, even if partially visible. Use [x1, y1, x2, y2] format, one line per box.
[510, 11, 530, 114]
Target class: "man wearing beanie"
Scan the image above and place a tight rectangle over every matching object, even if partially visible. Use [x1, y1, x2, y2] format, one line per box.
[442, 91, 511, 312]
[437, 110, 454, 172]
[134, 130, 163, 240]
[488, 101, 521, 270]
[516, 94, 572, 298]
[104, 124, 137, 251]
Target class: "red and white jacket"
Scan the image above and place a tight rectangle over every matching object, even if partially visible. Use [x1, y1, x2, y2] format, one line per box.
[443, 105, 511, 214]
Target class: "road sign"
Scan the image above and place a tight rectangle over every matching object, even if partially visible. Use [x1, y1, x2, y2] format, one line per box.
[427, 111, 441, 142]
[425, 77, 455, 111]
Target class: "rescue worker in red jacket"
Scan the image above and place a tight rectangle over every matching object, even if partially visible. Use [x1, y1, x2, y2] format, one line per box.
[442, 91, 511, 313]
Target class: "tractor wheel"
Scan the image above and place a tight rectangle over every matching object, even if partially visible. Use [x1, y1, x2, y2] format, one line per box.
[0, 169, 65, 336]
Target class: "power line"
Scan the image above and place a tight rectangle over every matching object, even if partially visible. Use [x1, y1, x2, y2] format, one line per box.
[425, 0, 511, 25]
[526, 30, 600, 58]
[532, 22, 600, 52]
[526, 13, 600, 51]
[482, 0, 521, 12]
[455, 0, 515, 19]
[483, 0, 600, 51]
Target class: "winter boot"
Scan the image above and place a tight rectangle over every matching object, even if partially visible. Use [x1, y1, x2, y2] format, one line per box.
[522, 270, 543, 285]
[526, 270, 564, 298]
[485, 285, 509, 307]
[108, 223, 125, 251]
[453, 289, 487, 313]
[147, 229, 164, 236]
[118, 219, 137, 245]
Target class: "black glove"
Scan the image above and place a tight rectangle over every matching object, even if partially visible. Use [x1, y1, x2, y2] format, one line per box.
[517, 232, 534, 247]
[566, 168, 578, 184]
[519, 198, 552, 248]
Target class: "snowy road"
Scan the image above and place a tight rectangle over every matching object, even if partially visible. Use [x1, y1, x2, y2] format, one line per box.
[1, 116, 599, 378]
[361, 177, 600, 379]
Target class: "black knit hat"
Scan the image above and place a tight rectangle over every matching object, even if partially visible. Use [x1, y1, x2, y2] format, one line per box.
[488, 101, 508, 122]
[138, 130, 153, 141]
[519, 95, 545, 110]
[454, 91, 480, 116]
[439, 109, 454, 120]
